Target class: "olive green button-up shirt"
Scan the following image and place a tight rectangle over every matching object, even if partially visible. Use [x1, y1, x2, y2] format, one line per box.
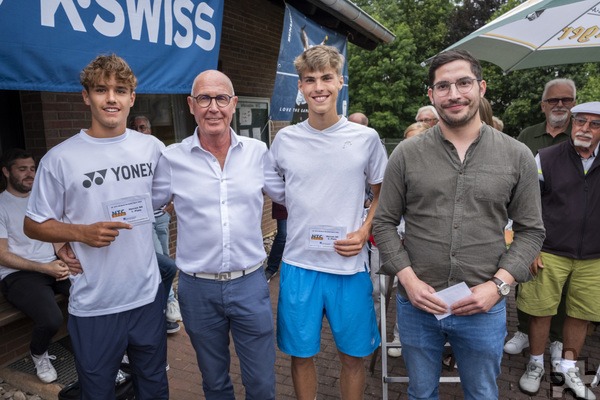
[373, 125, 545, 297]
[516, 121, 571, 155]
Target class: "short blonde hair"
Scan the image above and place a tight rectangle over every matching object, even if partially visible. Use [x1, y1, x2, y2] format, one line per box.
[294, 45, 344, 78]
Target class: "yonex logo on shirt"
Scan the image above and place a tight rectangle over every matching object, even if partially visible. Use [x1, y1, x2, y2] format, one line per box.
[82, 170, 107, 188]
[82, 163, 154, 188]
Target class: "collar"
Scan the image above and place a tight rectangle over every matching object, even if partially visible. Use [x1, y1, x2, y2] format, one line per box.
[535, 120, 571, 138]
[190, 127, 243, 152]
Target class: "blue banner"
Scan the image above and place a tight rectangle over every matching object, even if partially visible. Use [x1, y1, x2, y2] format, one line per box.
[270, 3, 348, 122]
[0, 0, 223, 93]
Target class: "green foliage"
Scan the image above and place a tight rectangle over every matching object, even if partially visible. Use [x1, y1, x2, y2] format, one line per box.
[349, 0, 600, 139]
[348, 0, 453, 138]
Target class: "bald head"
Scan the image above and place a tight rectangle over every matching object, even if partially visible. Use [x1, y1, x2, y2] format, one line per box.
[191, 70, 235, 97]
[348, 112, 369, 126]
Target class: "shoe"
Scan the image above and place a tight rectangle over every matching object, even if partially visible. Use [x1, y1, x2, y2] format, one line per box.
[166, 298, 182, 322]
[166, 321, 180, 334]
[387, 340, 401, 358]
[592, 363, 600, 388]
[519, 361, 544, 395]
[442, 353, 458, 370]
[115, 368, 130, 385]
[504, 331, 529, 354]
[31, 351, 58, 383]
[123, 353, 169, 372]
[550, 341, 563, 369]
[265, 269, 278, 282]
[563, 367, 596, 400]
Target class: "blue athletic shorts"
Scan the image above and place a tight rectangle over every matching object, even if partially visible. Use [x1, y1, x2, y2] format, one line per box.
[277, 262, 380, 358]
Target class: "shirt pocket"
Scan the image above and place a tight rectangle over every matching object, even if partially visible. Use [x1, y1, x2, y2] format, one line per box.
[474, 165, 515, 204]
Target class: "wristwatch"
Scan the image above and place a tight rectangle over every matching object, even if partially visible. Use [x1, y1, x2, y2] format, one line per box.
[491, 277, 510, 297]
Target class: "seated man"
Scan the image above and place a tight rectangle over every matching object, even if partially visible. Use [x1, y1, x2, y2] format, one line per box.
[0, 148, 70, 383]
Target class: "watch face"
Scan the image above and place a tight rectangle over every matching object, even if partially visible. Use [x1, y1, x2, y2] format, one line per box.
[500, 284, 510, 296]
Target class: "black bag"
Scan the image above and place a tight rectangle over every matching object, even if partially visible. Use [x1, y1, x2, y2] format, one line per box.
[58, 364, 135, 400]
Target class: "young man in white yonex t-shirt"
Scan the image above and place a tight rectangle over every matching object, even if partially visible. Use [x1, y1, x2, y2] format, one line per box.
[270, 45, 388, 400]
[24, 54, 168, 399]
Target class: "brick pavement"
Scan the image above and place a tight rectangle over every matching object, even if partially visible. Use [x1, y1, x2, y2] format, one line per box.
[166, 272, 600, 399]
[2, 272, 599, 399]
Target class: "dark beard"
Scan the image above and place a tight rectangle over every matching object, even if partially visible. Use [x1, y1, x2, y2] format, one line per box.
[9, 175, 31, 194]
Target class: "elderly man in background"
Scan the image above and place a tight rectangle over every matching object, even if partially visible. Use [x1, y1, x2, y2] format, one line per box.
[415, 105, 439, 126]
[505, 78, 577, 363]
[517, 102, 600, 400]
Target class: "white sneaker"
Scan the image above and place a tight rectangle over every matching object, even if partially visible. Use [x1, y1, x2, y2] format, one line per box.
[519, 361, 544, 395]
[550, 341, 563, 369]
[31, 351, 57, 383]
[591, 363, 600, 388]
[387, 340, 401, 358]
[504, 331, 529, 354]
[563, 367, 596, 400]
[166, 298, 182, 322]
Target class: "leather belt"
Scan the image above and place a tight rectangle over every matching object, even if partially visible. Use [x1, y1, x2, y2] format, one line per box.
[183, 262, 262, 281]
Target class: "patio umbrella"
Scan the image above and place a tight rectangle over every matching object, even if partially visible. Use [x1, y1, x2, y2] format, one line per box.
[429, 0, 600, 72]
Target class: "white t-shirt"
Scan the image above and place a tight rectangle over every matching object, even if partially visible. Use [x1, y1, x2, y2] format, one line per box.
[0, 191, 56, 280]
[270, 117, 388, 274]
[26, 129, 164, 317]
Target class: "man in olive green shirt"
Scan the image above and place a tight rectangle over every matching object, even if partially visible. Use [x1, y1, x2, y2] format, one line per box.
[505, 78, 576, 362]
[373, 49, 545, 399]
[516, 78, 575, 155]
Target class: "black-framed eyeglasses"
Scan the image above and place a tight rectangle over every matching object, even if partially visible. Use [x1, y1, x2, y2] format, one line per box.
[543, 97, 574, 106]
[192, 94, 233, 108]
[572, 116, 600, 130]
[431, 78, 481, 96]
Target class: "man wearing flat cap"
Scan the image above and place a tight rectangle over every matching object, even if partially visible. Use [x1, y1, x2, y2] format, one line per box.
[518, 102, 600, 400]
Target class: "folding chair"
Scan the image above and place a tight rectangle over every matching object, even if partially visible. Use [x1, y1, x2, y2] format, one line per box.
[375, 273, 460, 400]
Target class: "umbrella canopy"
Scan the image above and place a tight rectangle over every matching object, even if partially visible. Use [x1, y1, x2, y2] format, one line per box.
[432, 0, 600, 72]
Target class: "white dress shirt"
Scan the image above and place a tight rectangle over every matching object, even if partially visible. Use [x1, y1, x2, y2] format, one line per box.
[153, 128, 284, 274]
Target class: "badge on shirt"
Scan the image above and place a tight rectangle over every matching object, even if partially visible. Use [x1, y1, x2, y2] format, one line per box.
[307, 225, 346, 251]
[103, 194, 154, 226]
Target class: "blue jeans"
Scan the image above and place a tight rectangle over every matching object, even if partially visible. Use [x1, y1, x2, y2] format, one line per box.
[156, 252, 176, 303]
[397, 294, 506, 400]
[152, 212, 170, 255]
[265, 219, 286, 274]
[153, 212, 176, 303]
[179, 269, 275, 400]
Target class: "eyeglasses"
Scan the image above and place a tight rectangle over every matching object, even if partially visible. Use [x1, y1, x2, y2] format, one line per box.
[572, 116, 600, 130]
[416, 118, 438, 124]
[192, 94, 233, 108]
[543, 97, 574, 106]
[431, 77, 481, 96]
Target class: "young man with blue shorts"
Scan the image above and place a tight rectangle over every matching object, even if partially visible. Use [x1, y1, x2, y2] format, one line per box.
[270, 45, 388, 400]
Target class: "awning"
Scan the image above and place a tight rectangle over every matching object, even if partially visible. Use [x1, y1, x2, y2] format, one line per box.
[286, 0, 396, 50]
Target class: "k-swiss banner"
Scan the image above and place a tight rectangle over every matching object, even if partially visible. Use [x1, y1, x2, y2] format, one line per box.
[270, 3, 349, 122]
[0, 0, 223, 93]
